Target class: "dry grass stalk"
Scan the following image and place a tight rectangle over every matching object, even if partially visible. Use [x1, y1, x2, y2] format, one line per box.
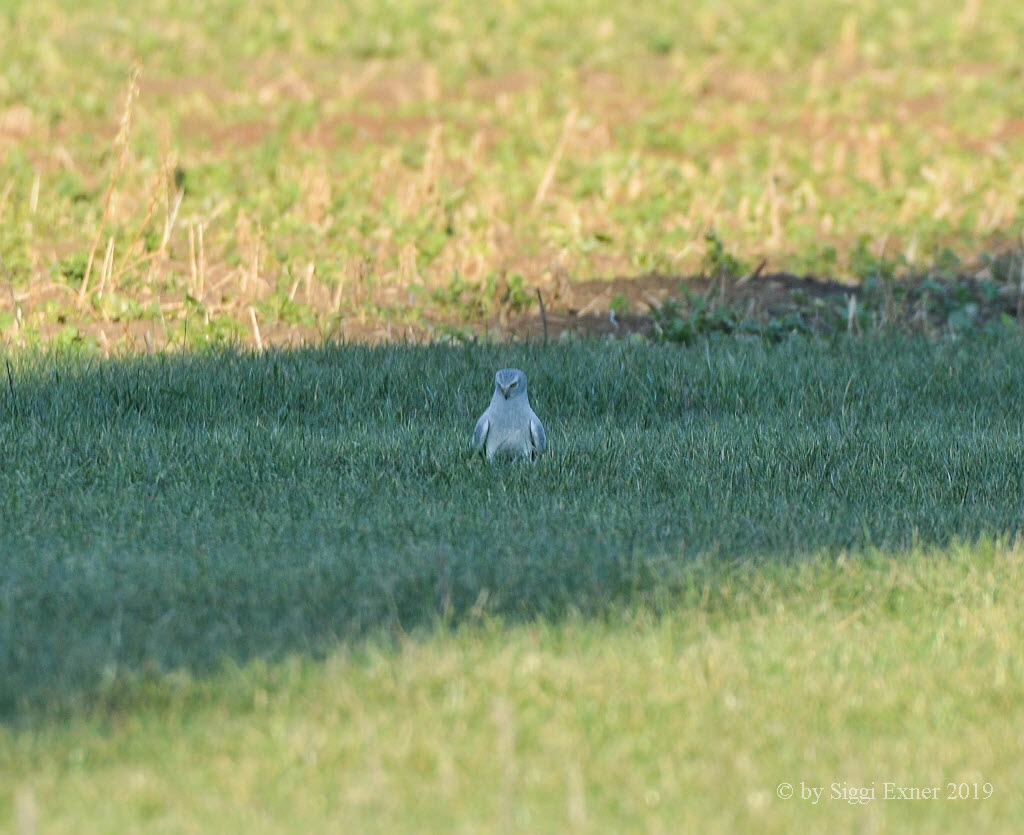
[566, 761, 587, 829]
[957, 0, 983, 31]
[532, 106, 578, 209]
[421, 63, 441, 103]
[301, 165, 331, 228]
[197, 223, 206, 298]
[467, 130, 486, 170]
[766, 176, 784, 249]
[108, 172, 164, 288]
[188, 224, 199, 297]
[421, 123, 443, 200]
[0, 252, 22, 331]
[0, 178, 14, 222]
[536, 287, 548, 343]
[248, 306, 263, 351]
[79, 65, 141, 305]
[96, 236, 115, 300]
[29, 172, 39, 215]
[837, 14, 859, 68]
[302, 261, 314, 303]
[161, 189, 184, 254]
[156, 147, 184, 256]
[399, 241, 419, 285]
[331, 273, 344, 312]
[249, 226, 262, 295]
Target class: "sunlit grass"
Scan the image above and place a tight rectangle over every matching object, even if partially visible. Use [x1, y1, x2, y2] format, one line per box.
[2, 542, 1021, 832]
[2, 0, 1024, 347]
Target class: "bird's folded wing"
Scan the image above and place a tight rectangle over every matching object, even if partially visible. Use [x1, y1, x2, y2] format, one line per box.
[472, 413, 490, 452]
[530, 415, 547, 452]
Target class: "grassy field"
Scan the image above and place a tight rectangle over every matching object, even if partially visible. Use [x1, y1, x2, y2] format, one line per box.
[2, 544, 1021, 832]
[4, 0, 1024, 831]
[2, 0, 1024, 345]
[2, 336, 1024, 830]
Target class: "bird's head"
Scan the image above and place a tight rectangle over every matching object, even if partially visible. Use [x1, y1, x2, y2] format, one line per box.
[494, 368, 528, 400]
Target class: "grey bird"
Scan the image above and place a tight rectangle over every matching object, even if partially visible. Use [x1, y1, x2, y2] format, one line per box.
[472, 368, 547, 460]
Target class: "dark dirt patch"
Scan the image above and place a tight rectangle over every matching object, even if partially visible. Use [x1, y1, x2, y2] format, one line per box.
[489, 261, 1024, 343]
[499, 272, 859, 341]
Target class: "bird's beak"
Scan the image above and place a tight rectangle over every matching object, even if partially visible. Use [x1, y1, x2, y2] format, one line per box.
[501, 386, 510, 399]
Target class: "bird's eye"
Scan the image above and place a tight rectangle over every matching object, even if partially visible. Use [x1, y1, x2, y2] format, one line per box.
[510, 381, 517, 388]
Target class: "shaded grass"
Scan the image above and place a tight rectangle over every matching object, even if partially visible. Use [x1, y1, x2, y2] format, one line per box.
[2, 334, 1024, 717]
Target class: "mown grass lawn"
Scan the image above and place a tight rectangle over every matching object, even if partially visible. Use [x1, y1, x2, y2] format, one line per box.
[1, 335, 1023, 831]
[3, 542, 1022, 833]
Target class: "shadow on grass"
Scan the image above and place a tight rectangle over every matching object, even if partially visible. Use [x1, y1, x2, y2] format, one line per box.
[2, 335, 1024, 720]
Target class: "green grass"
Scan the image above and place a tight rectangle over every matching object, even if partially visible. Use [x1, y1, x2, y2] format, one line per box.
[3, 545, 1023, 833]
[2, 335, 1024, 830]
[3, 334, 1024, 715]
[4, 1, 1024, 827]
